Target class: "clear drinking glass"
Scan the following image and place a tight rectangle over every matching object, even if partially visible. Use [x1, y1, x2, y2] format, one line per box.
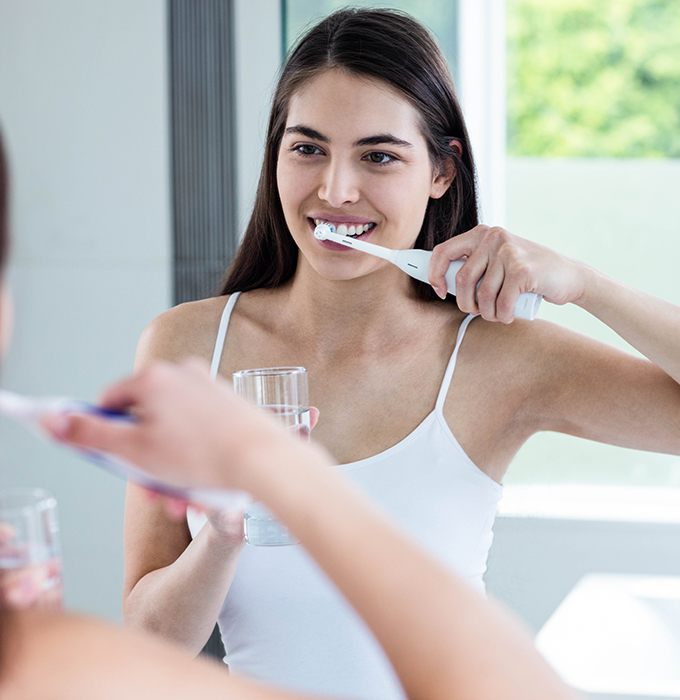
[232, 367, 310, 546]
[0, 487, 63, 610]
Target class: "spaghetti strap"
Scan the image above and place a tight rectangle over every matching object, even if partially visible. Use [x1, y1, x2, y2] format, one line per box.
[210, 292, 241, 379]
[434, 313, 477, 412]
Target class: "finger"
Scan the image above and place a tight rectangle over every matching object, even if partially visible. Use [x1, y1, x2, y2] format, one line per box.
[141, 488, 161, 503]
[428, 227, 485, 294]
[5, 580, 37, 608]
[454, 247, 489, 314]
[309, 406, 320, 431]
[181, 357, 212, 376]
[496, 277, 521, 325]
[161, 496, 189, 521]
[476, 258, 505, 322]
[46, 557, 62, 581]
[4, 568, 44, 609]
[209, 509, 245, 538]
[40, 411, 139, 457]
[96, 371, 150, 411]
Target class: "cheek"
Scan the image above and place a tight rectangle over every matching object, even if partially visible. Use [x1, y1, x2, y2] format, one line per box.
[276, 158, 313, 211]
[275, 160, 291, 207]
[381, 171, 432, 216]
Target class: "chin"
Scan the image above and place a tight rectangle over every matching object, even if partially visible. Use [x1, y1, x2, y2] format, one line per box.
[307, 258, 375, 283]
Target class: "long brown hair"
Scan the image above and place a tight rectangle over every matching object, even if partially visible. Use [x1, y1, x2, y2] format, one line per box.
[220, 7, 478, 302]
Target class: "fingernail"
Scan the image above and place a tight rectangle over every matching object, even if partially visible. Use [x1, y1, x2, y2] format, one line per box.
[435, 286, 447, 300]
[6, 579, 35, 607]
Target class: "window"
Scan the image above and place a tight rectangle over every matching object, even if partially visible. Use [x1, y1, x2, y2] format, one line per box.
[506, 0, 680, 486]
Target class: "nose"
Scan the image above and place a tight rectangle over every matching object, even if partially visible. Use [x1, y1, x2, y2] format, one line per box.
[317, 158, 360, 208]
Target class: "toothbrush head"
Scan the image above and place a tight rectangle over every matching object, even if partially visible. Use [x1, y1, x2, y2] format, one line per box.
[314, 222, 336, 240]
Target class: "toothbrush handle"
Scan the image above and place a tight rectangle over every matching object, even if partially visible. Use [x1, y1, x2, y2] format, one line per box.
[443, 262, 542, 321]
[392, 250, 542, 321]
[88, 406, 133, 421]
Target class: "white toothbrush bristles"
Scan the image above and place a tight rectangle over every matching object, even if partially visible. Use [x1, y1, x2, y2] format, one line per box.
[314, 222, 336, 240]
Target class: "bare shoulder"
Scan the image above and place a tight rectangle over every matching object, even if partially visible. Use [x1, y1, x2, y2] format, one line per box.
[463, 314, 661, 421]
[440, 316, 622, 475]
[136, 295, 232, 369]
[459, 316, 557, 373]
[3, 611, 152, 698]
[446, 315, 559, 428]
[447, 318, 610, 426]
[462, 314, 612, 370]
[3, 610, 293, 700]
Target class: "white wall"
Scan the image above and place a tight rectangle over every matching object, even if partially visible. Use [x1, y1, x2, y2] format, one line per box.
[0, 0, 171, 620]
[233, 0, 282, 234]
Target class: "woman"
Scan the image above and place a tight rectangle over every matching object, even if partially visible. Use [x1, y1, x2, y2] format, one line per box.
[123, 7, 680, 699]
[0, 125, 577, 700]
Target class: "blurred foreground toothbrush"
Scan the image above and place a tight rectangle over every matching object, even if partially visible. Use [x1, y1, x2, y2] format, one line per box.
[314, 223, 542, 320]
[0, 389, 250, 512]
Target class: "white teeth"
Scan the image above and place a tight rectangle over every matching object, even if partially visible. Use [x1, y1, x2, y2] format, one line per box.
[344, 223, 374, 236]
[313, 220, 375, 237]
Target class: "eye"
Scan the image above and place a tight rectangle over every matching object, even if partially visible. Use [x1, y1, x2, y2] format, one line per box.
[291, 144, 324, 157]
[363, 151, 396, 166]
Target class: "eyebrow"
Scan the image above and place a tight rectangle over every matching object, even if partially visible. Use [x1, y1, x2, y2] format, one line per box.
[284, 125, 413, 148]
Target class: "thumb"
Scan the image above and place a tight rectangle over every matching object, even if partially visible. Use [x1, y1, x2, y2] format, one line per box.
[41, 411, 137, 456]
[309, 406, 320, 431]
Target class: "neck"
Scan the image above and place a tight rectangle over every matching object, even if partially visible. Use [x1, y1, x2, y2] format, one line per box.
[280, 259, 423, 357]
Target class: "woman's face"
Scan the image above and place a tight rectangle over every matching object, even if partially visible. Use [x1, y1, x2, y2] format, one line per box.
[277, 69, 452, 282]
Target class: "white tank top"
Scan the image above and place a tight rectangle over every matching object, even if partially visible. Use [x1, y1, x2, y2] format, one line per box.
[188, 292, 503, 700]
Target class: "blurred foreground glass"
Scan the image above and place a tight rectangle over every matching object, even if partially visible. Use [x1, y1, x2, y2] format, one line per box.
[0, 487, 63, 610]
[232, 367, 310, 546]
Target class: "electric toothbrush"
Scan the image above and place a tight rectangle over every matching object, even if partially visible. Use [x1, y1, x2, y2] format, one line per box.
[314, 223, 542, 321]
[0, 389, 250, 511]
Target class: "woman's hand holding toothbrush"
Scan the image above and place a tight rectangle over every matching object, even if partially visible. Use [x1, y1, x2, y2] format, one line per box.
[428, 225, 592, 323]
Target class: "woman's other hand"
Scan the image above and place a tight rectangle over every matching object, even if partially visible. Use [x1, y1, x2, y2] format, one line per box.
[141, 490, 245, 549]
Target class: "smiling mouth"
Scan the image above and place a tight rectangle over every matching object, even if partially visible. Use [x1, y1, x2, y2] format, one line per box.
[310, 218, 377, 238]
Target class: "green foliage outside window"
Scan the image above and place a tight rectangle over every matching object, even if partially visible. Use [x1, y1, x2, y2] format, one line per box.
[507, 0, 680, 157]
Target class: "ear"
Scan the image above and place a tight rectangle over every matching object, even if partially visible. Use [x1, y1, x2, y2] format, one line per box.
[430, 139, 463, 200]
